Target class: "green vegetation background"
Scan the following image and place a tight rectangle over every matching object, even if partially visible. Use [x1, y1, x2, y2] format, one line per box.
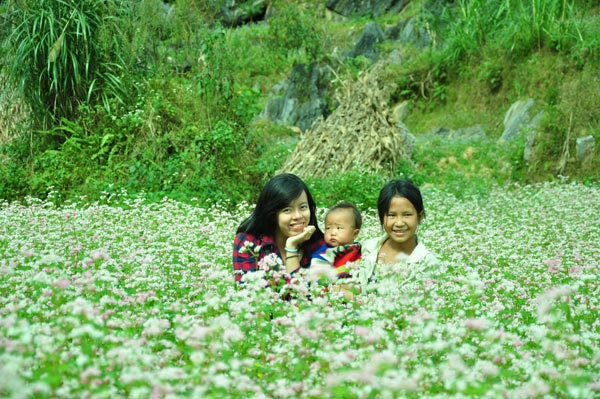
[1, 0, 599, 209]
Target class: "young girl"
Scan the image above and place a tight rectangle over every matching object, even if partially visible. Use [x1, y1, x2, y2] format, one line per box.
[233, 173, 325, 283]
[360, 179, 438, 285]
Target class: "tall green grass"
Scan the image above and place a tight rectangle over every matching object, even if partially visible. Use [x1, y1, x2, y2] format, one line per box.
[437, 0, 592, 64]
[5, 0, 133, 128]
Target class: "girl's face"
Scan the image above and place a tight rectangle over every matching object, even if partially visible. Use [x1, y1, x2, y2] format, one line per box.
[324, 208, 359, 247]
[275, 191, 311, 240]
[383, 196, 423, 252]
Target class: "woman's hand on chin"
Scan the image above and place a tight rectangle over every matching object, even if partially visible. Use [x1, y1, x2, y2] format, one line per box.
[286, 225, 316, 249]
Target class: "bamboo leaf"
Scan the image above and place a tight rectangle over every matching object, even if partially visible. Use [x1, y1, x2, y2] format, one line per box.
[48, 31, 64, 63]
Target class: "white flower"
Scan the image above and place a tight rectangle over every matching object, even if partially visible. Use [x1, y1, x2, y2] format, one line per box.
[307, 262, 338, 282]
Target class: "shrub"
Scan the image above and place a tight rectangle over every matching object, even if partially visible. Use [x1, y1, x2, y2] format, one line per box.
[267, 1, 324, 63]
[307, 169, 391, 210]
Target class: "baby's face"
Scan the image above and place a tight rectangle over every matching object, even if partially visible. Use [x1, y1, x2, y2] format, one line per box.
[324, 208, 359, 247]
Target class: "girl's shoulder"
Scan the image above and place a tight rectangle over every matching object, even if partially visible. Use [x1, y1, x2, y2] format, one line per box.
[361, 234, 387, 253]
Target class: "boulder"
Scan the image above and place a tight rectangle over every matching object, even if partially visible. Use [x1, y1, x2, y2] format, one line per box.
[386, 17, 433, 49]
[500, 98, 535, 141]
[432, 125, 486, 139]
[391, 100, 410, 122]
[576, 135, 595, 164]
[344, 22, 385, 61]
[397, 121, 416, 159]
[258, 63, 330, 132]
[217, 0, 267, 27]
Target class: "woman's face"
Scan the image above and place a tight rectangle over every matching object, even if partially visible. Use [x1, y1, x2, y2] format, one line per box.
[275, 191, 311, 240]
[383, 196, 423, 251]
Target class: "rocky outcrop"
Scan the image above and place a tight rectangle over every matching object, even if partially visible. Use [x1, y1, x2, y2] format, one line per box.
[216, 0, 268, 27]
[257, 63, 330, 133]
[576, 135, 595, 165]
[385, 16, 433, 49]
[344, 22, 386, 61]
[500, 98, 536, 142]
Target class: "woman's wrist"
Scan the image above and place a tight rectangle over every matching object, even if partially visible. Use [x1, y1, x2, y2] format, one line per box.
[284, 246, 301, 273]
[285, 261, 300, 273]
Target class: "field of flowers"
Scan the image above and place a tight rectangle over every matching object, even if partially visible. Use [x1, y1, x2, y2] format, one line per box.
[1, 182, 599, 398]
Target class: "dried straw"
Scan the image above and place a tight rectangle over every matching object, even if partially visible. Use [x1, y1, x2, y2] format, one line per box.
[278, 62, 411, 179]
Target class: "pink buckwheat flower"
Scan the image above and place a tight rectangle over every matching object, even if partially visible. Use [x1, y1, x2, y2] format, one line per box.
[52, 278, 70, 289]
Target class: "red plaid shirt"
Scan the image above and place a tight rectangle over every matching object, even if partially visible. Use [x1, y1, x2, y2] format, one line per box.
[233, 232, 324, 282]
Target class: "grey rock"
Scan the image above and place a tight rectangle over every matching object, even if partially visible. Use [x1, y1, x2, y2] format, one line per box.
[397, 121, 415, 159]
[386, 49, 404, 66]
[432, 125, 485, 139]
[523, 111, 544, 162]
[392, 100, 410, 122]
[576, 135, 595, 164]
[217, 0, 267, 27]
[385, 17, 433, 49]
[399, 17, 433, 49]
[500, 98, 534, 141]
[344, 22, 385, 61]
[453, 125, 486, 139]
[258, 63, 330, 132]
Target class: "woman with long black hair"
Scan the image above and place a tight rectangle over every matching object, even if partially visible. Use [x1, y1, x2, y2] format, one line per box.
[232, 173, 325, 283]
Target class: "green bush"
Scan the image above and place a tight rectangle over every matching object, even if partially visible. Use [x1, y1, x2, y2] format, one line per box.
[390, 50, 449, 108]
[308, 169, 392, 210]
[267, 1, 324, 63]
[0, 157, 28, 200]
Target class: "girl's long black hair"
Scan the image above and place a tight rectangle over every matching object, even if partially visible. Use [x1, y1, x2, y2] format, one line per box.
[377, 179, 425, 225]
[236, 173, 324, 244]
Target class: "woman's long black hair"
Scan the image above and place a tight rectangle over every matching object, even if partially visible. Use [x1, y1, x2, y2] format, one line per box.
[236, 173, 324, 244]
